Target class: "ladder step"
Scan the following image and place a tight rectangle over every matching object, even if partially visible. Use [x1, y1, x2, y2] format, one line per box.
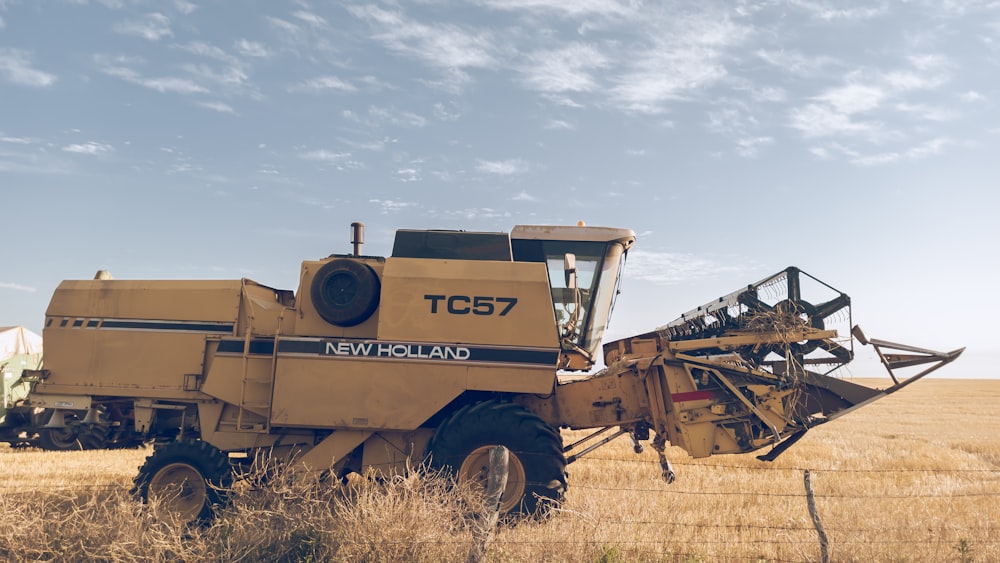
[242, 402, 270, 409]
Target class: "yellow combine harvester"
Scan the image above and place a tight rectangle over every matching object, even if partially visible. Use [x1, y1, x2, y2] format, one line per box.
[22, 223, 962, 522]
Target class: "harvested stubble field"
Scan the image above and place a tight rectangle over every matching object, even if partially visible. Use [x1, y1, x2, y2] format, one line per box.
[0, 378, 997, 562]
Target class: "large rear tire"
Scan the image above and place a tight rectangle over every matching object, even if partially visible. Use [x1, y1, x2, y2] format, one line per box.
[132, 439, 232, 525]
[426, 401, 567, 516]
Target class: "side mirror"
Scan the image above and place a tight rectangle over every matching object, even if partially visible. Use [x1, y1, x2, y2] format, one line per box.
[564, 253, 577, 289]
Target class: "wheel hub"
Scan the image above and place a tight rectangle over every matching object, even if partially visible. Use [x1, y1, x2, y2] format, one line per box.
[458, 445, 527, 514]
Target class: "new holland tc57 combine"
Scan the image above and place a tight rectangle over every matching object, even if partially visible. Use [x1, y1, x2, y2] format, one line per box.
[21, 223, 963, 522]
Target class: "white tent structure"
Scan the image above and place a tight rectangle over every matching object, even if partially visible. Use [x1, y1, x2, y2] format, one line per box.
[1, 325, 42, 360]
[2, 326, 43, 407]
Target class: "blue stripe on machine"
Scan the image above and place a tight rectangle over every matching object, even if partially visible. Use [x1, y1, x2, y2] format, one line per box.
[217, 337, 559, 367]
[99, 319, 235, 332]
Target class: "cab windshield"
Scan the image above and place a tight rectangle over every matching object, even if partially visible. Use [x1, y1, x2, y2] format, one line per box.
[513, 240, 626, 360]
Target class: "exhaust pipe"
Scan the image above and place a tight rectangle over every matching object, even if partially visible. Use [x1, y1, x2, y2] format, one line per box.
[351, 221, 365, 257]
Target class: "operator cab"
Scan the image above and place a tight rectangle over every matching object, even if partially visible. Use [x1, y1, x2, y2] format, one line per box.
[511, 225, 636, 371]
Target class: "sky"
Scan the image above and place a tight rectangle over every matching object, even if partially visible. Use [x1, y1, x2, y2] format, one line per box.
[1, 0, 996, 380]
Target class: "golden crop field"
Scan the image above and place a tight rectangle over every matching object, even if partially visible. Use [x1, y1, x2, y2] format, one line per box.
[1, 378, 997, 562]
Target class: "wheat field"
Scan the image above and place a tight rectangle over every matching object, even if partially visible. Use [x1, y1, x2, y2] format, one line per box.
[1, 378, 997, 562]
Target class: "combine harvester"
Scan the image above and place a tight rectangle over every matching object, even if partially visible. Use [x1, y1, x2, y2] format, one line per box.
[21, 223, 963, 522]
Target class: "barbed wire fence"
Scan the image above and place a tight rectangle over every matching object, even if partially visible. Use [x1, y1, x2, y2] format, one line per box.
[2, 450, 998, 562]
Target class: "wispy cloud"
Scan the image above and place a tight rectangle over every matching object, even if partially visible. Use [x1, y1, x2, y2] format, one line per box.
[626, 249, 753, 284]
[1, 136, 35, 145]
[348, 5, 500, 91]
[370, 198, 418, 213]
[300, 149, 351, 162]
[0, 282, 36, 293]
[0, 48, 57, 87]
[755, 49, 840, 76]
[789, 103, 885, 138]
[512, 191, 537, 202]
[519, 43, 608, 93]
[788, 56, 951, 146]
[96, 55, 209, 95]
[292, 10, 328, 27]
[442, 207, 513, 220]
[114, 13, 172, 41]
[396, 168, 420, 182]
[343, 107, 427, 128]
[235, 39, 269, 59]
[475, 0, 637, 19]
[197, 101, 235, 113]
[544, 119, 574, 130]
[63, 141, 114, 156]
[789, 1, 889, 21]
[476, 158, 529, 175]
[289, 76, 356, 93]
[173, 1, 197, 15]
[610, 12, 748, 113]
[850, 137, 954, 166]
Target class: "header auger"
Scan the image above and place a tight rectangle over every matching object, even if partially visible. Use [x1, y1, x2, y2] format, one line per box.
[20, 223, 962, 522]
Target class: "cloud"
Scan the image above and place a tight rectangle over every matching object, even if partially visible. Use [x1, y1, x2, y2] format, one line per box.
[235, 39, 269, 58]
[817, 83, 887, 114]
[348, 5, 500, 91]
[173, 1, 197, 15]
[734, 136, 774, 158]
[755, 49, 840, 76]
[300, 149, 352, 162]
[114, 13, 173, 41]
[475, 0, 637, 19]
[609, 12, 747, 113]
[961, 90, 984, 102]
[292, 10, 328, 27]
[519, 43, 608, 93]
[63, 141, 114, 156]
[266, 16, 301, 37]
[788, 57, 951, 144]
[512, 191, 537, 202]
[175, 41, 241, 66]
[289, 76, 356, 93]
[626, 249, 752, 284]
[789, 1, 888, 21]
[476, 158, 529, 175]
[197, 101, 235, 113]
[544, 119, 575, 130]
[0, 135, 38, 144]
[0, 48, 58, 87]
[442, 208, 513, 220]
[96, 56, 200, 93]
[370, 198, 418, 213]
[789, 103, 885, 138]
[343, 107, 428, 128]
[851, 137, 953, 166]
[0, 282, 36, 293]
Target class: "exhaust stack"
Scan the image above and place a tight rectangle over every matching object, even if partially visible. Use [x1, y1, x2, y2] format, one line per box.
[351, 221, 365, 257]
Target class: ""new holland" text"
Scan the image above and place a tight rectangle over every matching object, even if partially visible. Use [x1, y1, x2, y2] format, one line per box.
[324, 340, 471, 360]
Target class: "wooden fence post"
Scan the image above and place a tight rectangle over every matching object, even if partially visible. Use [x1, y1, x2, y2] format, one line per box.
[804, 469, 830, 563]
[467, 446, 509, 563]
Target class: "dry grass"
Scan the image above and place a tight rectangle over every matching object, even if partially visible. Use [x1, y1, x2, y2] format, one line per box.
[1, 378, 997, 562]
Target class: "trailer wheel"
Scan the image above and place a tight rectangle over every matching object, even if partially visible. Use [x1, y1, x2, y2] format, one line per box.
[34, 410, 82, 451]
[35, 426, 81, 451]
[310, 259, 381, 327]
[132, 439, 232, 525]
[426, 401, 567, 516]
